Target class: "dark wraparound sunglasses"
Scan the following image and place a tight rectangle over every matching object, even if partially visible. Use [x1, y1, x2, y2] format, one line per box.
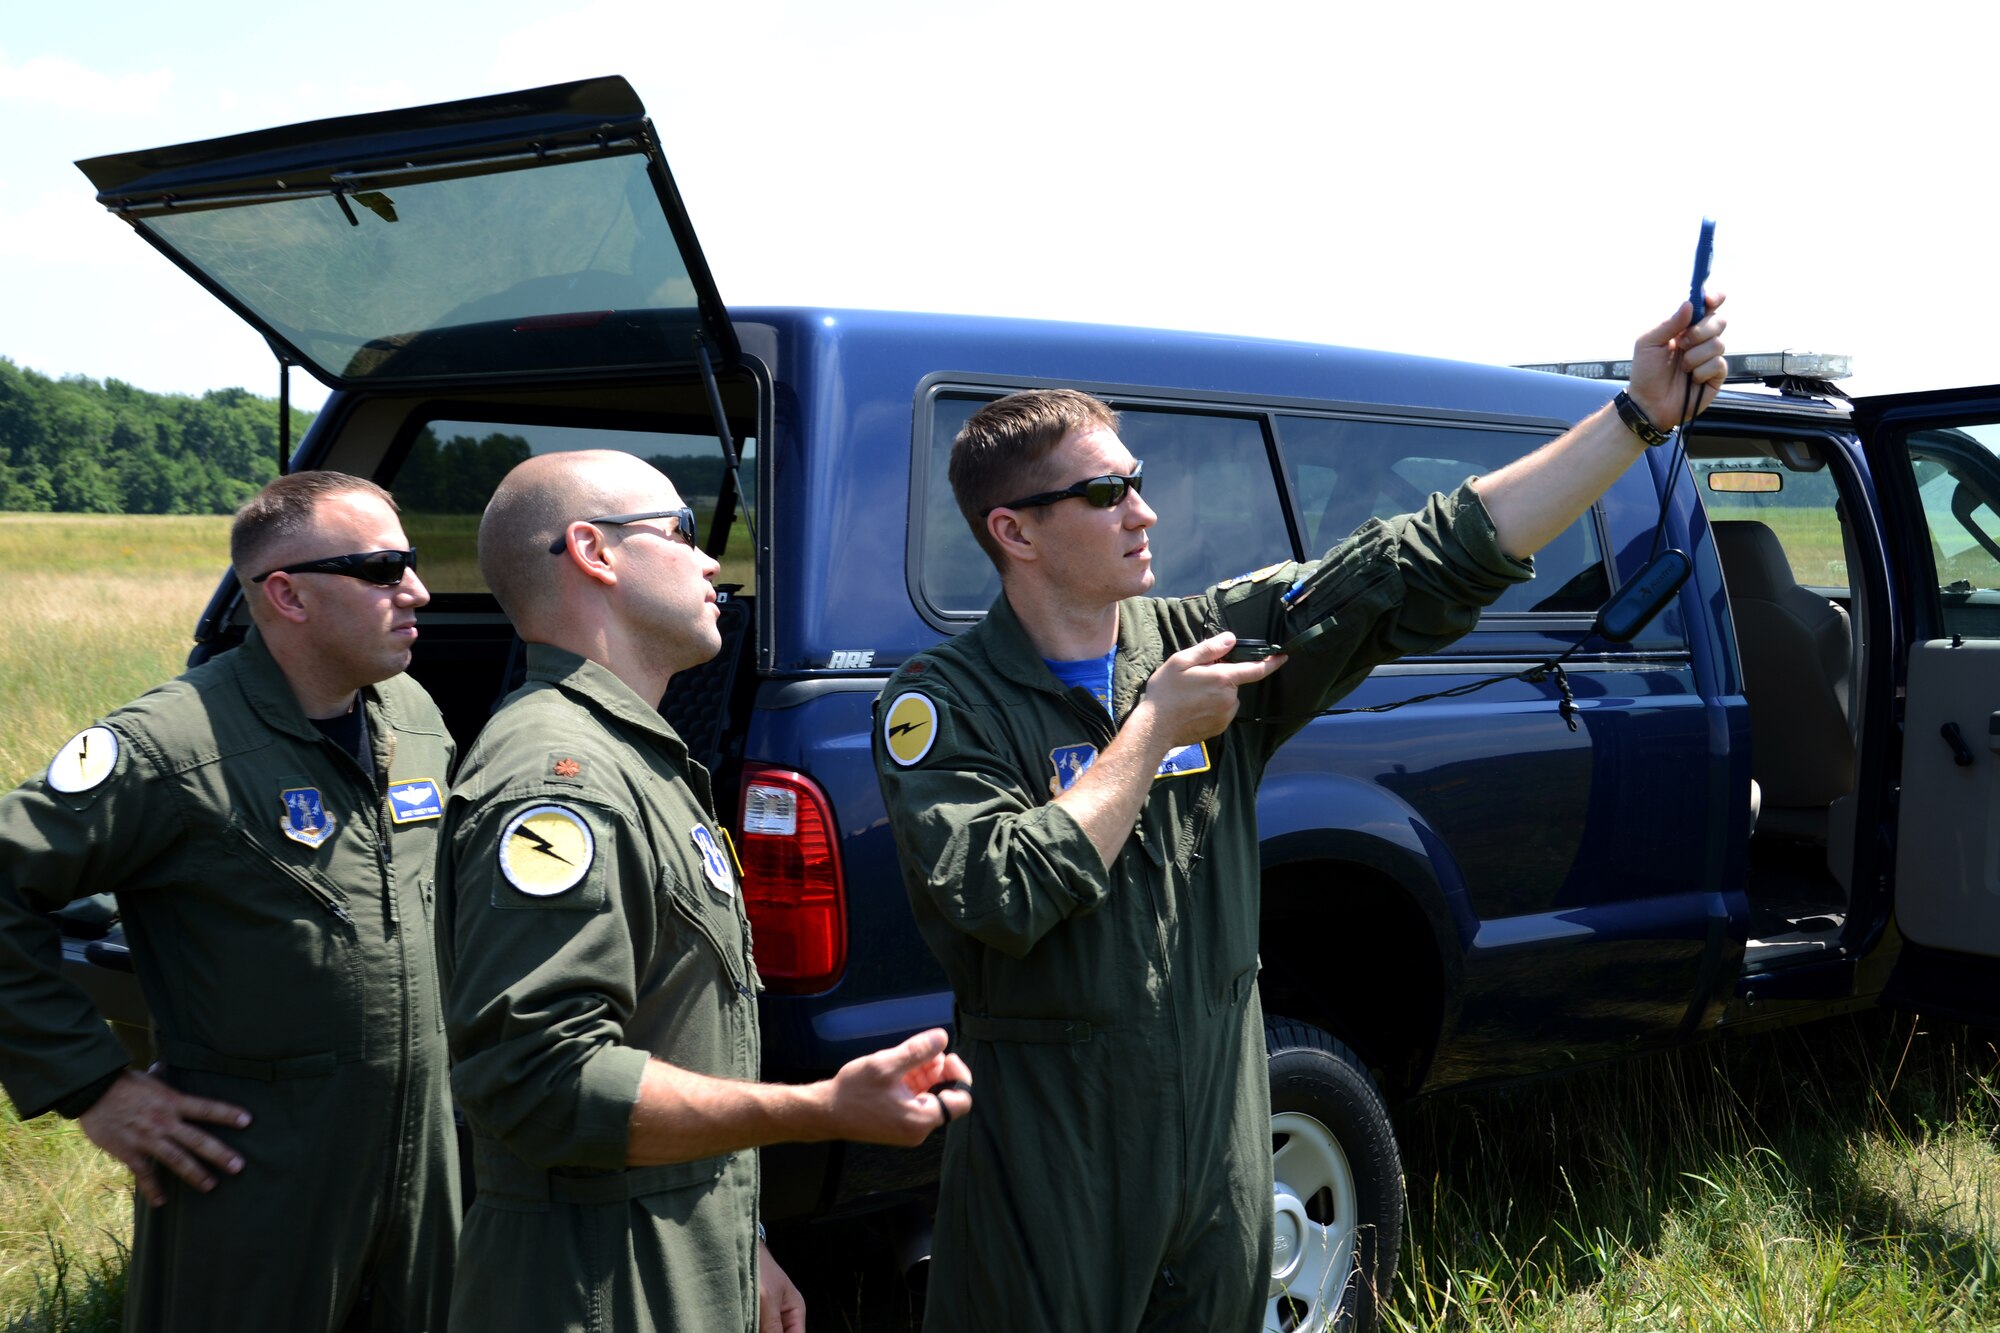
[251, 548, 418, 586]
[984, 460, 1144, 516]
[547, 508, 699, 555]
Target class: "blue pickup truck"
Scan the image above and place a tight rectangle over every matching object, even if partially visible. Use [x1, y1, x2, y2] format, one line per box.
[59, 76, 2000, 1331]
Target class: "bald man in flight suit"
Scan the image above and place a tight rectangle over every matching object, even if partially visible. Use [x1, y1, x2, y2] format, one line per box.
[440, 449, 973, 1333]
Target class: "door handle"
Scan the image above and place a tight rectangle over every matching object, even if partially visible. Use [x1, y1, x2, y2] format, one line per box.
[1942, 720, 1976, 767]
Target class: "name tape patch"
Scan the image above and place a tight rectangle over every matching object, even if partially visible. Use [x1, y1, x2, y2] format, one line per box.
[386, 778, 443, 824]
[1154, 742, 1212, 780]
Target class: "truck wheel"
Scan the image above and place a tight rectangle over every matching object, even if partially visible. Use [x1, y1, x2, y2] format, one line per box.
[1264, 1017, 1404, 1333]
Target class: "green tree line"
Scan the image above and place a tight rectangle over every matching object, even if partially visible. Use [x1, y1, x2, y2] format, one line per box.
[395, 426, 734, 513]
[0, 358, 313, 514]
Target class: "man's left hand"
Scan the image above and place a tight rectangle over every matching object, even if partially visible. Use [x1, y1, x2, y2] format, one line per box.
[1628, 294, 1729, 428]
[758, 1240, 806, 1333]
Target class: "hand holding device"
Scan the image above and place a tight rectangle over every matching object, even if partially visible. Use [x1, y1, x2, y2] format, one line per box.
[1689, 217, 1715, 322]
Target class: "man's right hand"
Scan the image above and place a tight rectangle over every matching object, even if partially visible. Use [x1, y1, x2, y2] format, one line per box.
[79, 1069, 251, 1207]
[821, 1028, 973, 1146]
[1139, 633, 1287, 747]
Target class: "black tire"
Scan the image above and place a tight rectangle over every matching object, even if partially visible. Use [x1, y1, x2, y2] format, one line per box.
[1264, 1017, 1404, 1333]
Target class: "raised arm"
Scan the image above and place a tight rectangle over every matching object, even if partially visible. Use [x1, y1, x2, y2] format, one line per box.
[1476, 296, 1728, 559]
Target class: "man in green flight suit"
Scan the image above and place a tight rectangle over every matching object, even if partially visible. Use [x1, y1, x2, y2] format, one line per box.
[440, 449, 973, 1333]
[874, 300, 1730, 1332]
[0, 471, 459, 1331]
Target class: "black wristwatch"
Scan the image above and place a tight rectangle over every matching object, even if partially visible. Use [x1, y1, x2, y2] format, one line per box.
[1614, 390, 1673, 448]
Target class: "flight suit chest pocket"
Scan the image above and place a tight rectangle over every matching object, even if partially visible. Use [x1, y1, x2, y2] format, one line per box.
[201, 823, 366, 1056]
[663, 875, 750, 995]
[225, 822, 356, 931]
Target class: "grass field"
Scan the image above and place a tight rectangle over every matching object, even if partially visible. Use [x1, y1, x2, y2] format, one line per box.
[0, 515, 220, 1329]
[6, 516, 2000, 1331]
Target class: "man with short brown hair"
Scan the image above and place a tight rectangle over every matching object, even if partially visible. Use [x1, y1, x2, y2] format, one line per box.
[0, 470, 459, 1331]
[877, 301, 1729, 1331]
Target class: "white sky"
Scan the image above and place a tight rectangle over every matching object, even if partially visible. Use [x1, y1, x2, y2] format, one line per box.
[2, 1, 1991, 414]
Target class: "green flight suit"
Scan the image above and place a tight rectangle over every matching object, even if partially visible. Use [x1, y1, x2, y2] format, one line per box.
[0, 628, 459, 1333]
[439, 645, 762, 1333]
[875, 484, 1532, 1332]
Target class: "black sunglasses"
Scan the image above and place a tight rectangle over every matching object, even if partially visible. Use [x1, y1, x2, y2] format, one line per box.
[984, 460, 1144, 516]
[547, 508, 699, 556]
[251, 548, 418, 586]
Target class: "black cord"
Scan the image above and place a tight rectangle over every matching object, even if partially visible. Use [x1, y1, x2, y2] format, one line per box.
[1305, 634, 1586, 730]
[1646, 370, 1700, 564]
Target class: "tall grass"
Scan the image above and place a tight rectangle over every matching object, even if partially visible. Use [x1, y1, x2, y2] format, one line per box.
[0, 1106, 127, 1333]
[0, 515, 226, 1326]
[0, 516, 225, 787]
[1389, 1011, 2000, 1332]
[8, 518, 2000, 1331]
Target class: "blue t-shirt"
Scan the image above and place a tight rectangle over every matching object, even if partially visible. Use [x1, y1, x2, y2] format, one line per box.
[1044, 648, 1117, 716]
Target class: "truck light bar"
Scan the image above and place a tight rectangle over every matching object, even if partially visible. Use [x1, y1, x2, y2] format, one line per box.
[1516, 352, 1852, 384]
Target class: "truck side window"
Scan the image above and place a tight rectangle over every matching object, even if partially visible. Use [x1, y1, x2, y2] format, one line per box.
[1906, 424, 2000, 639]
[1113, 410, 1291, 596]
[919, 397, 1293, 612]
[1274, 414, 1609, 615]
[392, 418, 756, 596]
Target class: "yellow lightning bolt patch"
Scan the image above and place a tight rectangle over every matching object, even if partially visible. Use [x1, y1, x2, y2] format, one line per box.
[883, 693, 940, 767]
[498, 805, 595, 897]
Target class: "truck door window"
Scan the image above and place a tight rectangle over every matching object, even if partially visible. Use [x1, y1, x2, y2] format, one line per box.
[391, 419, 755, 596]
[1273, 415, 1609, 615]
[1906, 424, 2000, 639]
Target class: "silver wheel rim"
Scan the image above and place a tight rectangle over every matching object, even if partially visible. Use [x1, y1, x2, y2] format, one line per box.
[1265, 1110, 1359, 1332]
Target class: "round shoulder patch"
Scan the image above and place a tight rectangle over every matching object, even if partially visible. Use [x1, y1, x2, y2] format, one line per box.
[498, 804, 596, 897]
[883, 692, 940, 767]
[47, 727, 118, 794]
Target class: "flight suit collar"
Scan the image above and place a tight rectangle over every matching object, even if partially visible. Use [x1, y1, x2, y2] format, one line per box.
[229, 626, 397, 744]
[982, 591, 1168, 723]
[522, 642, 691, 762]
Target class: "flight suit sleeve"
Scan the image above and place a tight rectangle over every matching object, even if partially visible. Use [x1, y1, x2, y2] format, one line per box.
[1217, 480, 1534, 732]
[874, 677, 1112, 960]
[440, 790, 653, 1171]
[0, 723, 181, 1119]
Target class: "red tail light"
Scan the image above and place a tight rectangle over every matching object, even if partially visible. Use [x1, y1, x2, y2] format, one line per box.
[737, 764, 848, 994]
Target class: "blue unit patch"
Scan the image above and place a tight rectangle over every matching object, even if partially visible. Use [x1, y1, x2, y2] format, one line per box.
[691, 824, 733, 896]
[1154, 742, 1212, 780]
[279, 786, 336, 848]
[1049, 743, 1099, 796]
[386, 777, 444, 824]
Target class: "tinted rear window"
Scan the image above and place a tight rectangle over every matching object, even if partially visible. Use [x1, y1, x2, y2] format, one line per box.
[393, 419, 755, 596]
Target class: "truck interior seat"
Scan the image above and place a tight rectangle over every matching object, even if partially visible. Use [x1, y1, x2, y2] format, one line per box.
[1713, 519, 1855, 843]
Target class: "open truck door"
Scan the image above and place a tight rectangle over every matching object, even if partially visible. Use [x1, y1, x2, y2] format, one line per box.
[1855, 384, 2000, 1021]
[76, 75, 737, 390]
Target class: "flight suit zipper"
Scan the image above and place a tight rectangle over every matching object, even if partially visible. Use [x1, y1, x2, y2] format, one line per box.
[232, 827, 354, 925]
